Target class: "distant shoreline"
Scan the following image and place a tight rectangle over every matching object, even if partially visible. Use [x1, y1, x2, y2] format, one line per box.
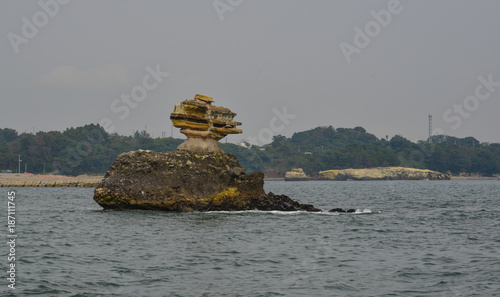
[267, 176, 499, 181]
[263, 177, 285, 181]
[450, 176, 499, 180]
[1, 173, 497, 188]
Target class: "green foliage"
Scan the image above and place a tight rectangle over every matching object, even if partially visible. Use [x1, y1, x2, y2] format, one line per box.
[259, 127, 400, 176]
[0, 124, 183, 175]
[0, 128, 18, 143]
[220, 143, 266, 173]
[0, 124, 499, 177]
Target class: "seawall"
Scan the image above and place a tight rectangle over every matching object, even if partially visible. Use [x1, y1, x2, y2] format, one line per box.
[0, 180, 101, 187]
[0, 174, 102, 188]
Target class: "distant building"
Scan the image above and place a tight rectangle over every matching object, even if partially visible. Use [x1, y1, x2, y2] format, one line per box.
[238, 141, 252, 149]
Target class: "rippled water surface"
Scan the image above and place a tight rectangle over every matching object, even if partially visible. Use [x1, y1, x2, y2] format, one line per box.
[5, 180, 500, 296]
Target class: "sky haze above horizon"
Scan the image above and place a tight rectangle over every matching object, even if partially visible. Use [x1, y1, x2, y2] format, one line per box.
[1, 0, 500, 144]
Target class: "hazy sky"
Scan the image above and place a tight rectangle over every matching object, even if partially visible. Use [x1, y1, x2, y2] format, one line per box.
[1, 0, 499, 144]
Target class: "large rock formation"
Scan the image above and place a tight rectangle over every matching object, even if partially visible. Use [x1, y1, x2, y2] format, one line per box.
[94, 95, 319, 212]
[318, 167, 450, 181]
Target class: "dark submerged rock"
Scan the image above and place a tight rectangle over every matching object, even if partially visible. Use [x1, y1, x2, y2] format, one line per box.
[94, 149, 320, 212]
[329, 208, 356, 213]
[329, 208, 346, 213]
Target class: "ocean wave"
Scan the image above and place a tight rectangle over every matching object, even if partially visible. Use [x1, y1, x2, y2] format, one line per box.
[204, 209, 374, 215]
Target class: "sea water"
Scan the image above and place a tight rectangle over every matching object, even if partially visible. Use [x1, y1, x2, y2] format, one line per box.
[3, 180, 500, 296]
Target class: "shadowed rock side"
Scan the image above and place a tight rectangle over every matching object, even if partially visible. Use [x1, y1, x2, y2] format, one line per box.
[94, 150, 320, 212]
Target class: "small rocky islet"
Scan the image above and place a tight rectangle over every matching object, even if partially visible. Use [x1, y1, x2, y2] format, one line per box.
[93, 95, 320, 212]
[283, 167, 450, 181]
[318, 167, 450, 181]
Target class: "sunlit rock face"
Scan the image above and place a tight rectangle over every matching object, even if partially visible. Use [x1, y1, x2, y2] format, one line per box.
[170, 94, 242, 154]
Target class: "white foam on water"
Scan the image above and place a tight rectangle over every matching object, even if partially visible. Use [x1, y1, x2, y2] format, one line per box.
[204, 210, 352, 216]
[354, 208, 373, 214]
[206, 210, 313, 215]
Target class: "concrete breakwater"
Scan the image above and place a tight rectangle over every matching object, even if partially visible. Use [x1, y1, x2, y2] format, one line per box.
[0, 180, 101, 187]
[0, 174, 102, 188]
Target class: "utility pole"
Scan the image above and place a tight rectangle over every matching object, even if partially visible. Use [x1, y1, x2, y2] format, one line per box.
[18, 155, 22, 174]
[428, 114, 433, 143]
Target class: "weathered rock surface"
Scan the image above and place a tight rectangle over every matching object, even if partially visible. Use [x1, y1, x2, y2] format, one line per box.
[318, 170, 339, 181]
[170, 94, 242, 154]
[284, 168, 310, 181]
[319, 167, 450, 181]
[94, 150, 320, 211]
[94, 94, 321, 212]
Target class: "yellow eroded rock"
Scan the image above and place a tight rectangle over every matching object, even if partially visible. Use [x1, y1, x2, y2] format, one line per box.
[194, 94, 213, 103]
[170, 95, 242, 154]
[321, 166, 450, 180]
[285, 168, 310, 181]
[319, 170, 339, 180]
